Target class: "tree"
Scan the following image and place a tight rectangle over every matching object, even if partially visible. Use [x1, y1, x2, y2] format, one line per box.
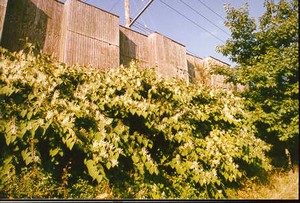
[217, 0, 298, 167]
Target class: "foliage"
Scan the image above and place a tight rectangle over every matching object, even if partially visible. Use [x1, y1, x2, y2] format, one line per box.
[0, 166, 58, 198]
[216, 0, 299, 166]
[0, 45, 271, 198]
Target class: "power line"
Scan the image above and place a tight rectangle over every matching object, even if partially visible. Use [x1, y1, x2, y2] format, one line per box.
[128, 14, 156, 34]
[142, 0, 158, 31]
[129, 0, 155, 27]
[135, 21, 155, 33]
[131, 20, 155, 35]
[132, 24, 152, 35]
[178, 0, 230, 36]
[196, 0, 226, 21]
[132, 23, 152, 34]
[130, 18, 155, 33]
[158, 0, 225, 43]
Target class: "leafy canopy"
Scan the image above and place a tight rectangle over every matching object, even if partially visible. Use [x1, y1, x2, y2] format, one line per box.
[217, 0, 298, 164]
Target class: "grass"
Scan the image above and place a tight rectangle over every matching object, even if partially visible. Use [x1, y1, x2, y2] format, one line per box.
[227, 166, 299, 199]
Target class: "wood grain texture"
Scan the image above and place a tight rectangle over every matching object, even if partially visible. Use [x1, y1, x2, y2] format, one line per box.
[120, 26, 149, 68]
[149, 32, 188, 81]
[0, 0, 8, 42]
[0, 0, 231, 85]
[1, 0, 63, 57]
[60, 0, 119, 69]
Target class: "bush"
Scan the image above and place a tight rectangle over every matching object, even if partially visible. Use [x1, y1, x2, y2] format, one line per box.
[0, 45, 271, 198]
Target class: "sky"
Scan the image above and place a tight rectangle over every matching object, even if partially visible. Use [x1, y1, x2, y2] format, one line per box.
[59, 0, 268, 66]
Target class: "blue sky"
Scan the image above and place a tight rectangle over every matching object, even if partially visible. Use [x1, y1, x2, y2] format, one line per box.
[59, 0, 268, 65]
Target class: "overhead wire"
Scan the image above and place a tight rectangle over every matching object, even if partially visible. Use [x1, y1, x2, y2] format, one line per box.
[128, 0, 156, 35]
[158, 0, 225, 43]
[131, 0, 140, 17]
[135, 21, 155, 33]
[132, 20, 155, 35]
[178, 0, 230, 36]
[132, 24, 147, 34]
[131, 0, 157, 31]
[134, 0, 149, 30]
[196, 0, 226, 21]
[142, 0, 158, 31]
[132, 24, 152, 35]
[132, 22, 150, 33]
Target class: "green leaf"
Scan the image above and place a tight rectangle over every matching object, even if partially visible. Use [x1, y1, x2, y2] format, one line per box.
[142, 112, 148, 119]
[174, 124, 180, 131]
[130, 108, 136, 115]
[85, 159, 103, 183]
[141, 156, 146, 163]
[192, 175, 200, 183]
[133, 92, 141, 100]
[27, 111, 33, 120]
[64, 137, 75, 150]
[148, 165, 154, 174]
[137, 136, 143, 144]
[132, 155, 139, 163]
[20, 109, 27, 118]
[50, 148, 60, 157]
[106, 162, 111, 169]
[0, 86, 14, 96]
[228, 175, 233, 182]
[145, 161, 151, 170]
[21, 149, 32, 165]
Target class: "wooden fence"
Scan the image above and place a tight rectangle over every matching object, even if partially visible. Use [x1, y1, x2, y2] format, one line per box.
[0, 0, 231, 85]
[60, 0, 119, 69]
[149, 32, 188, 81]
[1, 0, 63, 57]
[120, 25, 150, 68]
[0, 0, 7, 42]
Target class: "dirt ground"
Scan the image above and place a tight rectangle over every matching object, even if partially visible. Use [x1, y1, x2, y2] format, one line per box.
[228, 167, 299, 199]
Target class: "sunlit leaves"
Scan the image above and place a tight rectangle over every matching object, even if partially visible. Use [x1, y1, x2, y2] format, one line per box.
[0, 47, 272, 199]
[217, 0, 298, 166]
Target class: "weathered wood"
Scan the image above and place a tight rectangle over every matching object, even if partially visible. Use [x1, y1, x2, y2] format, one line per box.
[67, 0, 119, 46]
[0, 0, 232, 86]
[0, 0, 8, 42]
[149, 32, 188, 81]
[120, 25, 149, 68]
[187, 53, 210, 85]
[60, 0, 119, 69]
[64, 30, 119, 69]
[33, 0, 64, 57]
[203, 56, 233, 89]
[1, 0, 63, 57]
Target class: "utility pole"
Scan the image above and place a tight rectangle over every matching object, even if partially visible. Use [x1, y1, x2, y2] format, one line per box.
[124, 0, 131, 27]
[129, 0, 154, 27]
[124, 0, 154, 28]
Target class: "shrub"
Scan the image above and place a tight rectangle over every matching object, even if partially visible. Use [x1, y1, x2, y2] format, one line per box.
[0, 45, 271, 198]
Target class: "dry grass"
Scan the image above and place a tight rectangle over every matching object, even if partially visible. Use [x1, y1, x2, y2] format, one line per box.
[227, 167, 299, 199]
